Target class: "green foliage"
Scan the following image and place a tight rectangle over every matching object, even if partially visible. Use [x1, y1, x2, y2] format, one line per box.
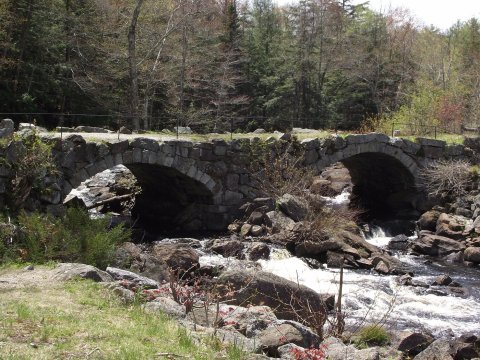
[354, 325, 390, 348]
[4, 133, 58, 211]
[6, 207, 129, 268]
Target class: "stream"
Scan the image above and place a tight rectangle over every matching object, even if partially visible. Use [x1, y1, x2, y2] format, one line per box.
[74, 166, 480, 337]
[200, 229, 480, 337]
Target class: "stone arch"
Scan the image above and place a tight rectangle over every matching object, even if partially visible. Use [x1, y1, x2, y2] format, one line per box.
[61, 141, 223, 233]
[316, 137, 424, 230]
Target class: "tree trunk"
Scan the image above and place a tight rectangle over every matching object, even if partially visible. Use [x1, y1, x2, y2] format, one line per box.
[128, 0, 144, 131]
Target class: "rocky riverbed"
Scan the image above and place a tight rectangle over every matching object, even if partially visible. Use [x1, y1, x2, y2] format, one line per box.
[58, 159, 480, 359]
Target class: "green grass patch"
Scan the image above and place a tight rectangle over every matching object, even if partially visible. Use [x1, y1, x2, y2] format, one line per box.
[354, 325, 390, 348]
[0, 275, 243, 359]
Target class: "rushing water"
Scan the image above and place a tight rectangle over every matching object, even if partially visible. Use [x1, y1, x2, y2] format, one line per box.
[256, 232, 480, 337]
[200, 190, 480, 336]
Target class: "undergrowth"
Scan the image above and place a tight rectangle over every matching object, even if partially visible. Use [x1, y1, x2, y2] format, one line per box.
[0, 207, 129, 268]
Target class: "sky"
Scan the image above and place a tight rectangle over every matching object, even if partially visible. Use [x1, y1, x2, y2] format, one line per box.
[275, 0, 480, 30]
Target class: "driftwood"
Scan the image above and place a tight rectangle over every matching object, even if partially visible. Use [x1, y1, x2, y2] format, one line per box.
[85, 194, 134, 210]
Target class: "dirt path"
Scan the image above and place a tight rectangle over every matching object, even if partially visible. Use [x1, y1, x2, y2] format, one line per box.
[0, 266, 62, 291]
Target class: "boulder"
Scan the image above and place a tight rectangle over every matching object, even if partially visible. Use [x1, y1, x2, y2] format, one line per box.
[319, 164, 352, 195]
[388, 234, 410, 251]
[248, 210, 265, 225]
[112, 242, 142, 268]
[258, 322, 320, 357]
[375, 260, 390, 274]
[74, 125, 110, 133]
[119, 126, 132, 134]
[106, 267, 158, 289]
[111, 285, 136, 304]
[251, 225, 264, 237]
[247, 242, 270, 261]
[277, 194, 309, 221]
[129, 253, 170, 283]
[464, 247, 480, 263]
[18, 123, 46, 132]
[253, 128, 266, 134]
[432, 274, 452, 286]
[436, 213, 469, 240]
[173, 126, 192, 134]
[266, 211, 296, 234]
[209, 239, 245, 259]
[152, 244, 199, 273]
[410, 232, 466, 257]
[218, 304, 277, 337]
[228, 223, 241, 233]
[0, 118, 14, 138]
[294, 240, 343, 258]
[241, 223, 253, 237]
[391, 331, 434, 356]
[322, 336, 380, 360]
[414, 339, 454, 360]
[310, 177, 335, 196]
[209, 327, 260, 354]
[216, 270, 333, 329]
[52, 263, 113, 282]
[143, 297, 186, 319]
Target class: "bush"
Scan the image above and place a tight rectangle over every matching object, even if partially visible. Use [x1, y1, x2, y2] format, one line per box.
[419, 159, 473, 198]
[354, 325, 390, 348]
[9, 207, 129, 268]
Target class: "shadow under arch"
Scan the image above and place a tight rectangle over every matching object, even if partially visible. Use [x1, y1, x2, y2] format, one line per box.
[126, 163, 214, 233]
[338, 152, 424, 231]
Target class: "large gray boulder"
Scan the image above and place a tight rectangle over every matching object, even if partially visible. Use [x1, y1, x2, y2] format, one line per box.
[106, 267, 158, 289]
[216, 304, 277, 338]
[152, 244, 199, 274]
[52, 263, 113, 282]
[258, 322, 320, 356]
[277, 194, 309, 221]
[410, 231, 466, 257]
[74, 125, 110, 133]
[266, 210, 296, 234]
[216, 270, 333, 332]
[391, 331, 434, 356]
[413, 339, 454, 360]
[0, 118, 14, 138]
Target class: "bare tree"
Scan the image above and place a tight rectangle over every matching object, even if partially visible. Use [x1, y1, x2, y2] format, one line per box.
[128, 0, 144, 130]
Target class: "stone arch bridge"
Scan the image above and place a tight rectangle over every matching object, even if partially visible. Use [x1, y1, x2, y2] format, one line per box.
[0, 132, 469, 232]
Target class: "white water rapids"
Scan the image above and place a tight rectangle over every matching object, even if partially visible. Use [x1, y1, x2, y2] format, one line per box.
[257, 233, 480, 336]
[200, 189, 480, 336]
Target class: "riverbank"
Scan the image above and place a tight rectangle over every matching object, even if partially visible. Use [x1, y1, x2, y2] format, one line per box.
[0, 265, 246, 360]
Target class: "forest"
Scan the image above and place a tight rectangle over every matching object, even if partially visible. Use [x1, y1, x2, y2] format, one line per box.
[1, 0, 480, 133]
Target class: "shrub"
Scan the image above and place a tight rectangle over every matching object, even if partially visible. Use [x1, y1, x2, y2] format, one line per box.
[354, 325, 390, 348]
[419, 159, 473, 198]
[12, 207, 129, 268]
[6, 133, 58, 211]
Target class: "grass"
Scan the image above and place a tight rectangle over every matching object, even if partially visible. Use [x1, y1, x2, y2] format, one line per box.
[402, 133, 465, 145]
[0, 267, 245, 360]
[46, 126, 469, 145]
[354, 325, 390, 349]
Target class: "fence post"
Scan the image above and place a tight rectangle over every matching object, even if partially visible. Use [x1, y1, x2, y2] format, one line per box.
[230, 117, 233, 141]
[391, 122, 395, 137]
[434, 126, 437, 139]
[176, 115, 179, 139]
